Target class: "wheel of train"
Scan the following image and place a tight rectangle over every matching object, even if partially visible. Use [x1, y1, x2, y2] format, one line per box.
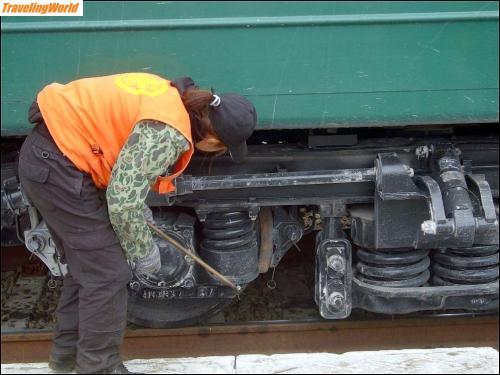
[127, 294, 233, 328]
[127, 210, 258, 328]
[127, 222, 229, 327]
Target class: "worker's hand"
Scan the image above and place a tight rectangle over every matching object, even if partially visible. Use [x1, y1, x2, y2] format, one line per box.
[144, 204, 154, 224]
[134, 243, 161, 276]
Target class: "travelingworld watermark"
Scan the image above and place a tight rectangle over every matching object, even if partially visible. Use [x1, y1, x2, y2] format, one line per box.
[1, 0, 83, 16]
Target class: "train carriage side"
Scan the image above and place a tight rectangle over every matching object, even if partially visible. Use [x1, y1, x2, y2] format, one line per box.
[1, 1, 498, 327]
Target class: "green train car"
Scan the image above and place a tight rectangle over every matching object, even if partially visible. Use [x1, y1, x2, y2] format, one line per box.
[1, 1, 498, 327]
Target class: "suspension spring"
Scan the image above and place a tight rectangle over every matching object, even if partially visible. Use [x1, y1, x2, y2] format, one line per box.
[202, 211, 256, 250]
[432, 245, 499, 286]
[200, 211, 259, 285]
[355, 248, 430, 287]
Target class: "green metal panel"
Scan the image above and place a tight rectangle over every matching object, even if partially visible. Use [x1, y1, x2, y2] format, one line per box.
[1, 1, 498, 136]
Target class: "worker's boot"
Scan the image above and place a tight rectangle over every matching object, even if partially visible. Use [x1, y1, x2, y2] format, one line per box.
[84, 362, 139, 374]
[48, 353, 76, 373]
[103, 362, 138, 374]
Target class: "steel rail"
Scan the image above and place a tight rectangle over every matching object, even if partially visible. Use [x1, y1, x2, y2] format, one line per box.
[2, 315, 498, 364]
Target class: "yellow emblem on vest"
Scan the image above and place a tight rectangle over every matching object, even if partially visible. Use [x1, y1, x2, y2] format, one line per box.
[114, 73, 169, 97]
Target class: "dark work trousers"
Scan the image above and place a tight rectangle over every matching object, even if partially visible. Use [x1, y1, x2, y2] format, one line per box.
[18, 122, 132, 373]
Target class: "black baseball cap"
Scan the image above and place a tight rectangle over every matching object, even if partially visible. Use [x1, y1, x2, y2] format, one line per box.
[171, 77, 257, 162]
[208, 93, 257, 163]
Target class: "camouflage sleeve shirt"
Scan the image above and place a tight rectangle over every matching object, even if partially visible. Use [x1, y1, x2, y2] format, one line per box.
[106, 120, 189, 262]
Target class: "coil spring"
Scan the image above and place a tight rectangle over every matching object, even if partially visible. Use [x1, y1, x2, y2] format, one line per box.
[432, 245, 499, 286]
[355, 248, 430, 287]
[201, 211, 256, 251]
[200, 211, 259, 284]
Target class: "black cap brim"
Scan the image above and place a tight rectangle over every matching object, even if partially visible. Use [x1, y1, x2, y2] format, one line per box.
[228, 141, 247, 163]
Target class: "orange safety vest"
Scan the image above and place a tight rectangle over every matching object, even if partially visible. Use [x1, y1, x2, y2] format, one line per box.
[37, 73, 194, 194]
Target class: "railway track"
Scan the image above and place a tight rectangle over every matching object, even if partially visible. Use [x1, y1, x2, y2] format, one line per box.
[1, 245, 498, 364]
[2, 314, 498, 364]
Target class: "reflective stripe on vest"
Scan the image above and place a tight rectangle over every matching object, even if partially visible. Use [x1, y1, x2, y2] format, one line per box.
[37, 73, 194, 194]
